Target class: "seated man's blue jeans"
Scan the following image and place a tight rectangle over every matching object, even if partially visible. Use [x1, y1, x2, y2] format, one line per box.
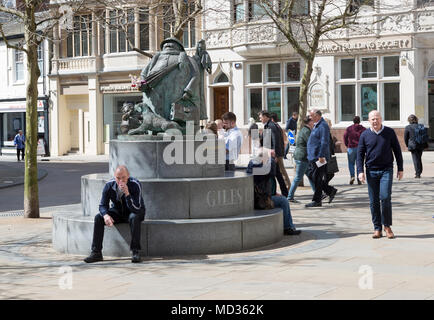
[347, 148, 357, 178]
[271, 195, 295, 230]
[366, 168, 393, 231]
[287, 160, 315, 200]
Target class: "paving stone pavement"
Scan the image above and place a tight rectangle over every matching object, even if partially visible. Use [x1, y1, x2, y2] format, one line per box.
[0, 152, 434, 300]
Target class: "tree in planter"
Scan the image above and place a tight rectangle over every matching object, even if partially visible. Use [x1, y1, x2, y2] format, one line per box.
[0, 0, 83, 218]
[254, 0, 371, 133]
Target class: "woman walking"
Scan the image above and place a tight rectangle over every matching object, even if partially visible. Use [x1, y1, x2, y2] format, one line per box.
[404, 114, 428, 178]
[287, 115, 315, 203]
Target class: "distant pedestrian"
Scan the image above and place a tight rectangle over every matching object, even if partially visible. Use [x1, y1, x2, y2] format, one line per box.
[205, 121, 218, 135]
[248, 117, 259, 155]
[13, 130, 25, 162]
[344, 116, 366, 185]
[305, 109, 336, 207]
[404, 114, 428, 178]
[357, 111, 403, 239]
[287, 115, 315, 203]
[322, 118, 338, 203]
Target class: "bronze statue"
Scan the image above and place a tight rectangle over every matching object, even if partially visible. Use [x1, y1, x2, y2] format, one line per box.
[122, 38, 212, 135]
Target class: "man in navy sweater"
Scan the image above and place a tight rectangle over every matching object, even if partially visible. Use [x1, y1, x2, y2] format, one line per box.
[357, 111, 403, 239]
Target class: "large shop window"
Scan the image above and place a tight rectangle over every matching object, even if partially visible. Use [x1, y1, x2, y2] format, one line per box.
[103, 94, 143, 141]
[338, 55, 401, 122]
[246, 61, 302, 123]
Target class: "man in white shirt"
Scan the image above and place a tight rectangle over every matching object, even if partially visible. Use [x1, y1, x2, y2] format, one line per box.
[222, 112, 243, 171]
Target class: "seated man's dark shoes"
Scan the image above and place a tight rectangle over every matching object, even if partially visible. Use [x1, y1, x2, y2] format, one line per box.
[328, 188, 337, 204]
[84, 251, 103, 263]
[132, 250, 141, 263]
[284, 228, 301, 235]
[305, 201, 322, 208]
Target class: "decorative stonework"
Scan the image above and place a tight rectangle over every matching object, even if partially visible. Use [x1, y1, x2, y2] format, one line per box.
[380, 13, 414, 34]
[204, 29, 231, 48]
[247, 24, 275, 43]
[416, 11, 434, 32]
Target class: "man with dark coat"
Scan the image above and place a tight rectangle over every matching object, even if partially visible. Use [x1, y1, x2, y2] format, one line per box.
[84, 165, 146, 263]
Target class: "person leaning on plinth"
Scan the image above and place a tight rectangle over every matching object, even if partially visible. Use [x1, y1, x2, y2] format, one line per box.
[357, 110, 403, 239]
[84, 165, 146, 263]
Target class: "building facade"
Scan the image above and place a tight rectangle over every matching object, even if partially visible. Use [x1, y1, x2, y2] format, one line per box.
[202, 0, 434, 152]
[0, 23, 50, 156]
[48, 4, 201, 156]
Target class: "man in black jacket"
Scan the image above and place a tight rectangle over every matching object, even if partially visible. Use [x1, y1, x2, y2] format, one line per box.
[258, 111, 288, 197]
[84, 165, 146, 263]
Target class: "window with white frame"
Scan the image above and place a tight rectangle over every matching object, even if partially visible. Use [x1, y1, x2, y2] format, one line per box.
[246, 61, 302, 123]
[67, 15, 92, 57]
[163, 3, 196, 49]
[14, 49, 24, 82]
[337, 55, 400, 122]
[233, 0, 245, 23]
[139, 9, 150, 51]
[37, 43, 43, 76]
[108, 9, 135, 53]
[278, 0, 309, 16]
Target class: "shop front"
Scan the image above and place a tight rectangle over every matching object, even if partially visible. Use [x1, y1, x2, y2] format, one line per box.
[0, 99, 48, 155]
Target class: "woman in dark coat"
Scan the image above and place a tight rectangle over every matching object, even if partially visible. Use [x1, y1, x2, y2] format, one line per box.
[404, 114, 427, 178]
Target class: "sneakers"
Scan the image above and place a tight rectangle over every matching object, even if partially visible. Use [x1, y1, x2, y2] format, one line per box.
[350, 177, 355, 185]
[288, 198, 299, 203]
[305, 201, 322, 208]
[132, 250, 141, 263]
[84, 251, 103, 263]
[284, 228, 301, 235]
[328, 188, 337, 204]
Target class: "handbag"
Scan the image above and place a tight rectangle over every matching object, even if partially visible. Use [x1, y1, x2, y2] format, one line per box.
[327, 155, 339, 174]
[254, 185, 274, 210]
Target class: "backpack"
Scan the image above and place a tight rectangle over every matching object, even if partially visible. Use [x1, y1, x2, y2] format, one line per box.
[414, 124, 429, 146]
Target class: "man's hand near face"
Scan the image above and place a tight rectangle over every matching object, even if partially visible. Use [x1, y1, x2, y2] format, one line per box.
[118, 181, 130, 196]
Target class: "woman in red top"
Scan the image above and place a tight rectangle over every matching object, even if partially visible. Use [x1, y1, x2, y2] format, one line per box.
[343, 116, 366, 184]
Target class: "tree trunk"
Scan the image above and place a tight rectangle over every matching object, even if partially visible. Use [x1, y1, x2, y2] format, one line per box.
[297, 58, 313, 134]
[23, 8, 40, 219]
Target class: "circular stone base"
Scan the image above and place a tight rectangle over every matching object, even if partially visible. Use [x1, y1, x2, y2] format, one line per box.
[52, 207, 284, 257]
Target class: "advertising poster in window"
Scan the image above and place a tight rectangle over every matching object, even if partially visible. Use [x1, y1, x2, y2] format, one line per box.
[267, 88, 281, 120]
[361, 84, 377, 121]
[38, 115, 45, 133]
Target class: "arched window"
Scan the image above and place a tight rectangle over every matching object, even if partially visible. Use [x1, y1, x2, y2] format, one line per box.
[428, 64, 434, 78]
[214, 73, 229, 83]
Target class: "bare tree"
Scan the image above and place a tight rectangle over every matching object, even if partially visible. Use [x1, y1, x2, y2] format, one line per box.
[0, 0, 84, 218]
[255, 0, 369, 132]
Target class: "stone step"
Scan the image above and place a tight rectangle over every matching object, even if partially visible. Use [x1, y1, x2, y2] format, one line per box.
[53, 207, 284, 257]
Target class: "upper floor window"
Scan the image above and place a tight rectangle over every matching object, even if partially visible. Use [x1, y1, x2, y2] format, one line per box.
[109, 9, 135, 53]
[37, 44, 43, 76]
[139, 9, 150, 51]
[67, 15, 92, 57]
[163, 3, 196, 48]
[278, 0, 309, 16]
[234, 0, 245, 23]
[14, 49, 24, 82]
[417, 0, 434, 6]
[350, 0, 375, 13]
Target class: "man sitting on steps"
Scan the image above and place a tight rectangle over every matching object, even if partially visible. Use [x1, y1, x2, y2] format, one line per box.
[84, 165, 146, 263]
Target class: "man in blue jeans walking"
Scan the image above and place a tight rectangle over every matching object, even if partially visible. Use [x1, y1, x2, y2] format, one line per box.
[357, 111, 403, 239]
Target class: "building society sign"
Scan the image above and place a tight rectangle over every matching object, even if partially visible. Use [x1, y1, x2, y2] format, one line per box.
[309, 83, 325, 108]
[319, 38, 411, 54]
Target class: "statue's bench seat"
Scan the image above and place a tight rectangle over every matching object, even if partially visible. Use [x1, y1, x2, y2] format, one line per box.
[53, 207, 283, 257]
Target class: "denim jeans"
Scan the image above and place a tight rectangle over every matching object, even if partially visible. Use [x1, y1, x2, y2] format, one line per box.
[366, 168, 393, 231]
[287, 160, 314, 200]
[347, 148, 357, 178]
[271, 195, 295, 230]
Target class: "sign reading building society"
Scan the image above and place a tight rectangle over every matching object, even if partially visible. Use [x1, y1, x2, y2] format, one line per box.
[319, 38, 411, 54]
[100, 84, 139, 93]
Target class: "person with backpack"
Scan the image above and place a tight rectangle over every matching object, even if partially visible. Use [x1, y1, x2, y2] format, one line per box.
[404, 114, 428, 178]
